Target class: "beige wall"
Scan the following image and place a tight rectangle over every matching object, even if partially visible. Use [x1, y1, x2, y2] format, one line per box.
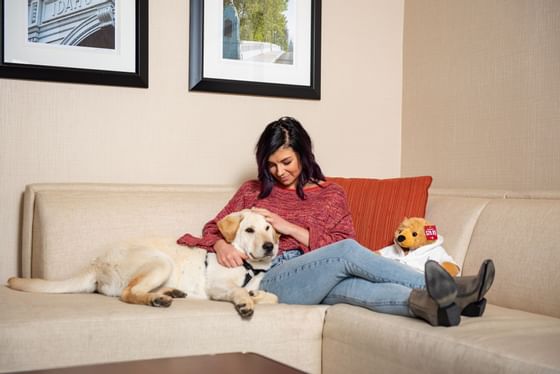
[0, 1, 404, 280]
[402, 0, 560, 189]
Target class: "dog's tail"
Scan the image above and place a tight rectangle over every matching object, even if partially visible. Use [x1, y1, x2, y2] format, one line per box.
[7, 268, 97, 294]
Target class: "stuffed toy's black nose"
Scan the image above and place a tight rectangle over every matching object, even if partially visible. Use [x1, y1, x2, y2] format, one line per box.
[397, 235, 406, 243]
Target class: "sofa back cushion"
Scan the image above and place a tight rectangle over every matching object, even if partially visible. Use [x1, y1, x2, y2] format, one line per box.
[425, 190, 499, 271]
[463, 196, 560, 318]
[329, 176, 432, 251]
[24, 184, 235, 279]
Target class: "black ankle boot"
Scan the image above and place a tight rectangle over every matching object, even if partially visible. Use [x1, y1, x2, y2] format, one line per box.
[454, 259, 495, 317]
[409, 260, 461, 327]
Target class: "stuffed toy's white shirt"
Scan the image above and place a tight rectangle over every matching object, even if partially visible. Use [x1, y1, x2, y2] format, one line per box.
[377, 236, 459, 274]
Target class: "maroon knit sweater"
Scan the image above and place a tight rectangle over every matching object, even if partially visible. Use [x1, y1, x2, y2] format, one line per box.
[177, 180, 356, 254]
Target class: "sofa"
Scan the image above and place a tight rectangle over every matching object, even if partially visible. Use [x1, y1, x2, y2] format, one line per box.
[1, 181, 559, 374]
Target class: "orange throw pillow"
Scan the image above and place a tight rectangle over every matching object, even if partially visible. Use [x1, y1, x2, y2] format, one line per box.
[329, 176, 432, 251]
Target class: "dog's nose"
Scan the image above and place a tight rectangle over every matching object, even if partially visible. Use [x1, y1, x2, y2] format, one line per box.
[397, 235, 406, 243]
[262, 242, 274, 253]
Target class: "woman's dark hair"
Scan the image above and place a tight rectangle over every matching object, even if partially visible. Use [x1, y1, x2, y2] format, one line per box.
[255, 116, 325, 199]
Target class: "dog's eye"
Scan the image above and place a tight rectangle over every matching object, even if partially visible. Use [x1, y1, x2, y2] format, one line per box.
[245, 228, 255, 234]
[266, 225, 270, 231]
[412, 232, 418, 237]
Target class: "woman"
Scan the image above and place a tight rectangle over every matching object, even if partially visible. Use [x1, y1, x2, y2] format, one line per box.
[178, 116, 495, 326]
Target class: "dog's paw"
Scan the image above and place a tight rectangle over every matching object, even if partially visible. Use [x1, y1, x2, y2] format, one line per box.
[249, 290, 278, 304]
[151, 295, 173, 307]
[235, 303, 254, 318]
[164, 288, 187, 298]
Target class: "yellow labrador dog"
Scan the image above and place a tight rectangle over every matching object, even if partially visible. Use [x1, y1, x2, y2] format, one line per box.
[8, 209, 279, 318]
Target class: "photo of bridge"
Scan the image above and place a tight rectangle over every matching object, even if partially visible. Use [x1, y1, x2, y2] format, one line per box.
[223, 0, 294, 64]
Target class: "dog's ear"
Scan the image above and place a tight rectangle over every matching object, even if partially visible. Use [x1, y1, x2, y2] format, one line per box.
[217, 212, 244, 243]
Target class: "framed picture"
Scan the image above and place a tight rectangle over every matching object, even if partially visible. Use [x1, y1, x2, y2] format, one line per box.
[189, 0, 321, 100]
[0, 0, 148, 88]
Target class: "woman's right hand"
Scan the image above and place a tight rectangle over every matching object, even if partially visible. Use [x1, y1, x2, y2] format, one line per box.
[213, 239, 247, 268]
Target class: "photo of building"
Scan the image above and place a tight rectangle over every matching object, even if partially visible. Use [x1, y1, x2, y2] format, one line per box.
[28, 0, 115, 49]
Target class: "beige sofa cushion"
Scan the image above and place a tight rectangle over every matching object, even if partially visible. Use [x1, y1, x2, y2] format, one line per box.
[323, 304, 560, 374]
[463, 198, 560, 318]
[0, 286, 327, 373]
[426, 190, 497, 270]
[427, 189, 560, 319]
[23, 184, 236, 278]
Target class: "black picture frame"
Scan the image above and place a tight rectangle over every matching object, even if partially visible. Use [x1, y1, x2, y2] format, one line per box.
[0, 0, 148, 88]
[189, 0, 321, 100]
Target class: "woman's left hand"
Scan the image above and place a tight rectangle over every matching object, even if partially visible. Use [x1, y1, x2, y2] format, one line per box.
[251, 207, 310, 247]
[251, 207, 293, 235]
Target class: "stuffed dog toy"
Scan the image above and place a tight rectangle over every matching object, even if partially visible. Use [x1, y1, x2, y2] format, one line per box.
[377, 217, 460, 276]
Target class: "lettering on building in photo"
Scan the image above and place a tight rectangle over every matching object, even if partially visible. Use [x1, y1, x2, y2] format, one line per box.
[28, 0, 116, 49]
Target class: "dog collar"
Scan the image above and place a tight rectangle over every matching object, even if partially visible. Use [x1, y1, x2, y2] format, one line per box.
[241, 260, 269, 287]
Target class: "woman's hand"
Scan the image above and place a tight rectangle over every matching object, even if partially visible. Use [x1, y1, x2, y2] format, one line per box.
[251, 207, 310, 247]
[213, 239, 247, 268]
[250, 207, 292, 235]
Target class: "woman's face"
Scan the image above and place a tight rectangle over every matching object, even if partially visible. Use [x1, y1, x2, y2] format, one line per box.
[267, 146, 302, 189]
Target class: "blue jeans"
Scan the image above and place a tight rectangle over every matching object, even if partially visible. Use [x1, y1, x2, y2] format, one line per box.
[260, 239, 425, 316]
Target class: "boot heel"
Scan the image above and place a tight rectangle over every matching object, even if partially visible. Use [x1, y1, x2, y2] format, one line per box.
[462, 298, 487, 317]
[438, 303, 461, 326]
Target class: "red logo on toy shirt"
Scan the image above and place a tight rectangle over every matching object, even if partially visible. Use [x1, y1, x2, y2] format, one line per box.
[424, 225, 438, 240]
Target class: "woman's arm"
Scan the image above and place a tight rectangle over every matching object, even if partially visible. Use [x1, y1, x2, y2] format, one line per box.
[251, 207, 310, 247]
[251, 184, 355, 251]
[306, 185, 356, 250]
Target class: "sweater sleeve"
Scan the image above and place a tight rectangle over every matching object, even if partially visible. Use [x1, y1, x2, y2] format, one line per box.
[176, 181, 259, 251]
[307, 185, 356, 251]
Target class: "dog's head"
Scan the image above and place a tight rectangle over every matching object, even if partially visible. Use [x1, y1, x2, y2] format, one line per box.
[217, 209, 280, 262]
[394, 217, 436, 251]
